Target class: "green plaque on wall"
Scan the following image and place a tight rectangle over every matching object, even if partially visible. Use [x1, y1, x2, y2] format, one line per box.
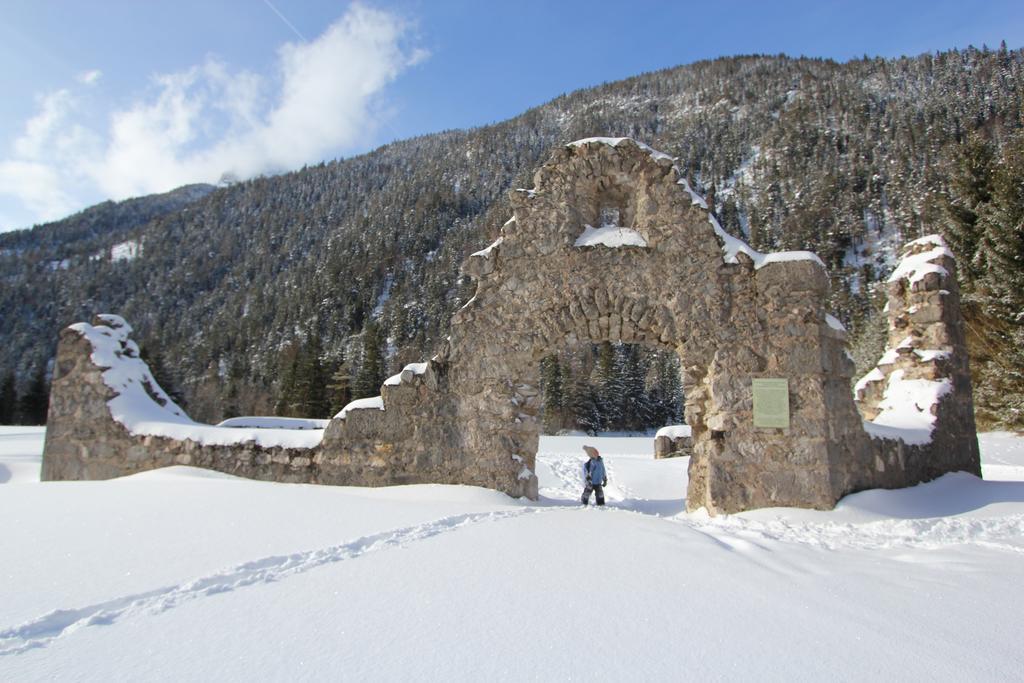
[752, 378, 790, 428]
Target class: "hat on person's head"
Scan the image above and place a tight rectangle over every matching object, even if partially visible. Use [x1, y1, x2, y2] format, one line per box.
[582, 445, 599, 458]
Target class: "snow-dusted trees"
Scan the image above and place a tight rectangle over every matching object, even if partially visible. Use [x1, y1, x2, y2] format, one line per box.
[2, 47, 1023, 424]
[942, 132, 995, 283]
[274, 334, 330, 419]
[938, 129, 1024, 426]
[539, 344, 684, 434]
[351, 320, 385, 401]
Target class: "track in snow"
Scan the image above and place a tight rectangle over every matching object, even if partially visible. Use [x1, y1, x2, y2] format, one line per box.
[0, 508, 540, 656]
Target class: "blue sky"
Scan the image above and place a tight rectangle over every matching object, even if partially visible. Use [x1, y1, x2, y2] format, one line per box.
[1, 0, 1022, 231]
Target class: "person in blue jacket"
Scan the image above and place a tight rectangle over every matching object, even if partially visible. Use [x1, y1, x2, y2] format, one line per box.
[581, 445, 607, 506]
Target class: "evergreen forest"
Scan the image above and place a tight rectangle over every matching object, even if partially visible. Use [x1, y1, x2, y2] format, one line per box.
[2, 46, 1023, 430]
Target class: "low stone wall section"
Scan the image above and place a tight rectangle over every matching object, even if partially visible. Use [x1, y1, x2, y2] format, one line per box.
[42, 325, 319, 483]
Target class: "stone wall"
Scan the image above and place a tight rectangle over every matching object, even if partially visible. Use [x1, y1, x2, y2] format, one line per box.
[42, 321, 324, 484]
[654, 430, 693, 459]
[42, 138, 981, 514]
[853, 235, 981, 486]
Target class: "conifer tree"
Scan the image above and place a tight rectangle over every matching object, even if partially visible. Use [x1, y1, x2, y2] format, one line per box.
[941, 132, 995, 283]
[647, 350, 684, 427]
[0, 373, 16, 424]
[979, 131, 1024, 317]
[569, 373, 602, 436]
[618, 344, 650, 431]
[274, 343, 302, 416]
[538, 354, 567, 432]
[274, 335, 331, 418]
[594, 342, 620, 431]
[973, 130, 1024, 426]
[327, 356, 353, 415]
[18, 367, 49, 425]
[352, 321, 385, 400]
[299, 333, 330, 418]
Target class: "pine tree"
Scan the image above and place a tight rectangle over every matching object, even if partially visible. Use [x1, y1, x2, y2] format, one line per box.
[352, 321, 385, 400]
[941, 132, 995, 283]
[18, 367, 49, 425]
[299, 333, 330, 418]
[593, 342, 620, 431]
[979, 131, 1024, 318]
[273, 335, 331, 418]
[569, 373, 602, 436]
[651, 352, 684, 428]
[538, 354, 567, 432]
[327, 355, 353, 415]
[274, 342, 302, 416]
[618, 344, 650, 431]
[973, 130, 1024, 426]
[0, 373, 16, 424]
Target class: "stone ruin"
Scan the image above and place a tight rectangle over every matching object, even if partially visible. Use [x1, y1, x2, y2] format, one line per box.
[654, 426, 693, 459]
[41, 137, 981, 514]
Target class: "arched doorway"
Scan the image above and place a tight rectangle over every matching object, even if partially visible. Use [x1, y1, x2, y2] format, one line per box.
[446, 138, 861, 513]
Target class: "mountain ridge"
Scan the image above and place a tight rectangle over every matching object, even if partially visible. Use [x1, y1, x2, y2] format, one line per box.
[2, 47, 1022, 426]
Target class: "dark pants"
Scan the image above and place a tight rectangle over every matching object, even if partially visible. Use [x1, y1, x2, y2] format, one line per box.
[581, 483, 605, 506]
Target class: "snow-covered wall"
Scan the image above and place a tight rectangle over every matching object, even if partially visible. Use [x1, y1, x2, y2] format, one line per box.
[854, 234, 980, 484]
[41, 316, 325, 482]
[654, 425, 693, 459]
[41, 313, 461, 489]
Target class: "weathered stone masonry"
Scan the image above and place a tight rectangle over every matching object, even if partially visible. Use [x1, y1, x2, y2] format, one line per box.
[42, 138, 981, 514]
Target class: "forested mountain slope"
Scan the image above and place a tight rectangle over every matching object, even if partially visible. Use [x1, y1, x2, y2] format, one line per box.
[2, 46, 1022, 427]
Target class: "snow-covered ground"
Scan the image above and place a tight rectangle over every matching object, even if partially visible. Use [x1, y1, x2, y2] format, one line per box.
[1, 426, 1022, 681]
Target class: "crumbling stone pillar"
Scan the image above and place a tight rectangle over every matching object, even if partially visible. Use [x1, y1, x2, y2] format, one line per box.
[853, 235, 981, 486]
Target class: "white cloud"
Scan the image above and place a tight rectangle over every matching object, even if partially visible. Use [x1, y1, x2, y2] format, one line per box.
[77, 69, 102, 86]
[13, 89, 74, 159]
[0, 3, 426, 230]
[0, 160, 77, 223]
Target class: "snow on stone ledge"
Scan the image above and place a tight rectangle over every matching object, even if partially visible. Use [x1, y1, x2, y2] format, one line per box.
[854, 367, 885, 395]
[656, 425, 692, 439]
[71, 316, 323, 449]
[676, 178, 826, 271]
[574, 224, 648, 248]
[217, 416, 329, 430]
[708, 211, 825, 271]
[567, 137, 674, 163]
[863, 370, 953, 446]
[471, 236, 503, 259]
[887, 234, 953, 285]
[914, 349, 951, 362]
[384, 362, 429, 387]
[677, 178, 708, 209]
[335, 396, 385, 420]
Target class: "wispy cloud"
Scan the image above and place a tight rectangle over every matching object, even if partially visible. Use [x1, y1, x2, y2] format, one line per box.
[0, 3, 426, 230]
[77, 69, 102, 86]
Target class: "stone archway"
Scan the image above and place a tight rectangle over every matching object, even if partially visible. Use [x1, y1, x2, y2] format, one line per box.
[43, 137, 980, 515]
[445, 138, 863, 512]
